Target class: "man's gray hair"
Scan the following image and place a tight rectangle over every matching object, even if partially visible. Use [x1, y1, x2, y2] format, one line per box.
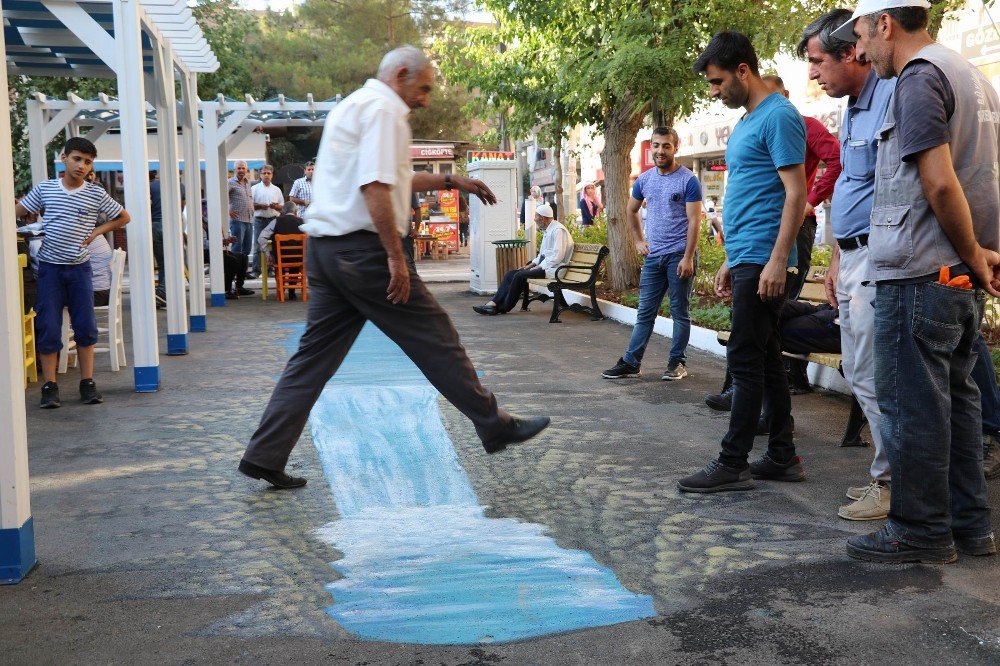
[234, 160, 248, 168]
[377, 46, 431, 83]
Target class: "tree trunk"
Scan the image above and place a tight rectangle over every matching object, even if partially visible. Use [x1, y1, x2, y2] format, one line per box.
[551, 129, 564, 223]
[600, 94, 647, 290]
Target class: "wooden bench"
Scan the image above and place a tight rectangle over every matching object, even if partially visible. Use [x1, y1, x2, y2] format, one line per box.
[520, 243, 610, 323]
[716, 274, 869, 448]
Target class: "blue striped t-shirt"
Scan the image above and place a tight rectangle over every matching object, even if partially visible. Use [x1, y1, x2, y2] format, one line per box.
[20, 179, 124, 265]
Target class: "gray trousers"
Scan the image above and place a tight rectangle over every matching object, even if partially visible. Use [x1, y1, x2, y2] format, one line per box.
[243, 231, 511, 471]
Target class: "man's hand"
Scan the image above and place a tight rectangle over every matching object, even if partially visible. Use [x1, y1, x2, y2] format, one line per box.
[967, 246, 1000, 298]
[635, 239, 650, 256]
[229, 210, 238, 219]
[804, 202, 815, 218]
[455, 176, 497, 205]
[714, 262, 732, 298]
[387, 255, 411, 304]
[678, 254, 695, 279]
[825, 246, 840, 307]
[81, 233, 96, 247]
[758, 258, 787, 301]
[225, 235, 238, 244]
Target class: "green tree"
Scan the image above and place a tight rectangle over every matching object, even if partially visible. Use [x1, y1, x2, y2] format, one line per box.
[441, 0, 843, 290]
[192, 0, 267, 99]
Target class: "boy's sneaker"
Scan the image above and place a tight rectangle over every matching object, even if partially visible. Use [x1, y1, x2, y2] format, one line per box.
[750, 452, 805, 482]
[80, 379, 103, 405]
[983, 434, 1000, 479]
[677, 460, 756, 493]
[662, 361, 688, 381]
[704, 385, 734, 411]
[838, 480, 889, 521]
[40, 382, 61, 409]
[602, 358, 640, 379]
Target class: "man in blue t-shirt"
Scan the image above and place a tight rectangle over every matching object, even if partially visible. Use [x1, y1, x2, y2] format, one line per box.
[679, 31, 808, 494]
[602, 126, 702, 381]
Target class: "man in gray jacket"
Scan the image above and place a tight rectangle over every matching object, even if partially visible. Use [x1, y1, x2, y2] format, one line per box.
[837, 0, 1000, 563]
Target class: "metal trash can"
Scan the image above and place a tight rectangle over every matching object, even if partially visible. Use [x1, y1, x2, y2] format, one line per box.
[492, 239, 528, 280]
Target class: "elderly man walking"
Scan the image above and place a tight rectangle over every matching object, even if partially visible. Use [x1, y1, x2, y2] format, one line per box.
[239, 46, 550, 489]
[836, 0, 1000, 563]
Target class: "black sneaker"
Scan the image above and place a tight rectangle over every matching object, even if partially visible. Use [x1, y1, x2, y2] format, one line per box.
[847, 526, 958, 564]
[677, 460, 756, 493]
[756, 414, 795, 436]
[237, 287, 255, 296]
[662, 361, 688, 381]
[954, 533, 996, 556]
[40, 381, 61, 409]
[705, 385, 734, 411]
[602, 357, 640, 379]
[750, 452, 805, 481]
[80, 379, 103, 405]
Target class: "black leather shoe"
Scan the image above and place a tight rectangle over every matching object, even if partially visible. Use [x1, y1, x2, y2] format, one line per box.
[954, 533, 996, 556]
[756, 414, 795, 436]
[237, 287, 255, 296]
[483, 415, 550, 453]
[846, 526, 957, 564]
[704, 385, 734, 411]
[473, 304, 498, 316]
[238, 459, 307, 489]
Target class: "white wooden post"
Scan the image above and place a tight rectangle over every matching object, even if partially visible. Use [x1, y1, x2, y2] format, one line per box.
[152, 40, 188, 355]
[113, 0, 159, 391]
[202, 104, 226, 305]
[0, 2, 36, 584]
[24, 99, 48, 185]
[181, 71, 206, 331]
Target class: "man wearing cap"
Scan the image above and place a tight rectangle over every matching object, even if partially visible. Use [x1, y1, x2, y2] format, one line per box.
[473, 202, 573, 315]
[602, 126, 702, 382]
[835, 0, 1000, 563]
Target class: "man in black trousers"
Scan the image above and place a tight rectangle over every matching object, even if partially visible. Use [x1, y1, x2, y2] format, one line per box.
[238, 46, 550, 489]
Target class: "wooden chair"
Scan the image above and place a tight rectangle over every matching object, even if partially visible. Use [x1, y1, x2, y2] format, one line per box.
[274, 234, 307, 303]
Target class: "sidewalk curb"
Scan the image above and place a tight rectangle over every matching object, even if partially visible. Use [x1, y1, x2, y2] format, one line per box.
[536, 286, 850, 395]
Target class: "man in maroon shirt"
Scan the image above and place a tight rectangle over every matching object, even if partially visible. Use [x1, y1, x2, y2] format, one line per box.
[764, 75, 841, 300]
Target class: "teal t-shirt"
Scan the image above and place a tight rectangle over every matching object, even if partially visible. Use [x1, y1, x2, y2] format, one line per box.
[723, 92, 805, 267]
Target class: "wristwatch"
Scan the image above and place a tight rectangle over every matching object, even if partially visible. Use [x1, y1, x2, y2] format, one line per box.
[444, 175, 453, 190]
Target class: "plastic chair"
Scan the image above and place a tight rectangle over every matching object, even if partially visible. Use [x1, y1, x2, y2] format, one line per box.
[274, 234, 307, 303]
[59, 249, 127, 372]
[18, 254, 37, 387]
[260, 243, 270, 301]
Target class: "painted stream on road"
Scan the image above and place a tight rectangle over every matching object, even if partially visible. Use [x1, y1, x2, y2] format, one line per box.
[285, 323, 655, 644]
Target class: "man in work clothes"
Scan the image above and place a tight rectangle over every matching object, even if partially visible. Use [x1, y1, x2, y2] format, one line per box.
[838, 0, 1000, 562]
[238, 46, 550, 489]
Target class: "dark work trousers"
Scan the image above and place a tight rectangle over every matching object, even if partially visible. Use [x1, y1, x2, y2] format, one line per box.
[243, 231, 512, 471]
[494, 267, 545, 313]
[787, 215, 817, 300]
[205, 249, 247, 292]
[719, 263, 795, 469]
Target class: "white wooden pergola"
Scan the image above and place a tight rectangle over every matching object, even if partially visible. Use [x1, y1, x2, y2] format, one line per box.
[0, 0, 217, 585]
[199, 95, 339, 303]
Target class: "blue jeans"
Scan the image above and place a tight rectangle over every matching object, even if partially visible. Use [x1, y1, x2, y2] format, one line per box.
[972, 333, 1000, 436]
[623, 252, 694, 367]
[874, 282, 992, 547]
[230, 220, 253, 257]
[34, 261, 98, 353]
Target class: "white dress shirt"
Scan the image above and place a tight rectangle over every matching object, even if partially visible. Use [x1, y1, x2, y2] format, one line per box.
[251, 182, 283, 219]
[532, 220, 574, 278]
[301, 79, 413, 237]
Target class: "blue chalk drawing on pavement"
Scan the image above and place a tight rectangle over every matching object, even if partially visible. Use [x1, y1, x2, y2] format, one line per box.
[284, 323, 655, 644]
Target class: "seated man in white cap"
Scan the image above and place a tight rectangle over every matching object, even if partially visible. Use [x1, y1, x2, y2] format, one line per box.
[474, 203, 573, 315]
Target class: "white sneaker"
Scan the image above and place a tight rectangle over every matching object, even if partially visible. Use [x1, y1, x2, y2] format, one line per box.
[838, 481, 889, 521]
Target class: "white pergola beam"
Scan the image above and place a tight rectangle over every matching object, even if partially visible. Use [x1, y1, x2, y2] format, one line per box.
[202, 104, 226, 305]
[181, 71, 206, 331]
[0, 0, 36, 585]
[113, 0, 160, 391]
[40, 0, 118, 73]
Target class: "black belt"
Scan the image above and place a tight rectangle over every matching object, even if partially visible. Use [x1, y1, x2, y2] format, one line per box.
[837, 234, 869, 251]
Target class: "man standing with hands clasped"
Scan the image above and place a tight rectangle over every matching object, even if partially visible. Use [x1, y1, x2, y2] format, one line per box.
[835, 0, 1000, 563]
[238, 46, 550, 489]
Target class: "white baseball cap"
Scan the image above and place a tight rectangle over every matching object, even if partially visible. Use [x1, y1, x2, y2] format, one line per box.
[831, 0, 931, 42]
[535, 203, 554, 218]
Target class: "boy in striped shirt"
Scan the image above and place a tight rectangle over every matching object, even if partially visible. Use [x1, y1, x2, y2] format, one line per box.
[16, 137, 131, 408]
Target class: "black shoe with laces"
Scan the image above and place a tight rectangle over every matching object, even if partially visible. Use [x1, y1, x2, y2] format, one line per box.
[750, 452, 805, 481]
[677, 460, 756, 493]
[847, 526, 958, 564]
[602, 357, 640, 379]
[40, 381, 61, 409]
[704, 384, 734, 411]
[80, 379, 103, 405]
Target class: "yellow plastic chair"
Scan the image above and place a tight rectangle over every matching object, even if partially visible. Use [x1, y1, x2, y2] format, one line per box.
[18, 254, 37, 387]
